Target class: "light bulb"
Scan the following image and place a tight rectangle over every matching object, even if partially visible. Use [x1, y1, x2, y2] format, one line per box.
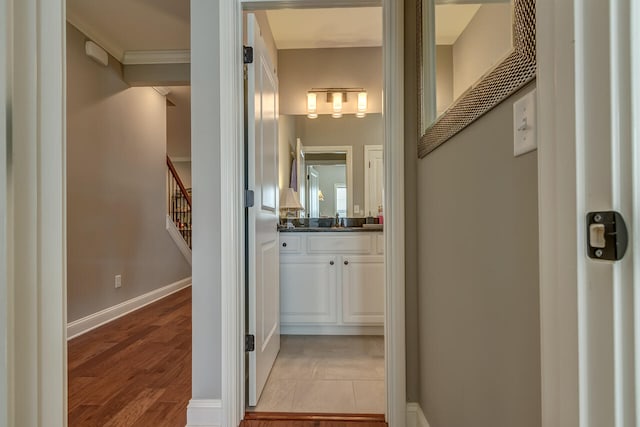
[356, 92, 367, 118]
[332, 92, 343, 118]
[307, 93, 318, 119]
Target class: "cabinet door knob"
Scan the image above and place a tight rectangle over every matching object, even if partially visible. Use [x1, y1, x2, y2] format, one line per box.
[330, 260, 334, 265]
[282, 242, 287, 247]
[344, 260, 349, 265]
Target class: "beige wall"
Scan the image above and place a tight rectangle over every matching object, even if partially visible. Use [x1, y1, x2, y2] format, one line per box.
[452, 3, 512, 99]
[416, 82, 540, 427]
[173, 161, 192, 189]
[279, 48, 382, 116]
[166, 87, 191, 159]
[294, 114, 383, 217]
[278, 115, 296, 194]
[66, 23, 191, 322]
[436, 45, 453, 115]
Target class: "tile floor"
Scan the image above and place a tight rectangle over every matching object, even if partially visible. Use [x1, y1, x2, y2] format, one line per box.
[252, 335, 385, 414]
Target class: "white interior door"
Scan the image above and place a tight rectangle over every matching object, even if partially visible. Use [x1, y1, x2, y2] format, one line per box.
[246, 13, 280, 407]
[307, 166, 320, 217]
[364, 145, 383, 217]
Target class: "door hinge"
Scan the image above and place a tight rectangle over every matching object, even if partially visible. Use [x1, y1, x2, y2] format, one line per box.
[245, 334, 255, 352]
[245, 190, 255, 208]
[243, 46, 254, 64]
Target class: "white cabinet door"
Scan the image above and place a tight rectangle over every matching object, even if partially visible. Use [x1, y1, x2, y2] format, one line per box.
[280, 256, 338, 324]
[341, 256, 384, 324]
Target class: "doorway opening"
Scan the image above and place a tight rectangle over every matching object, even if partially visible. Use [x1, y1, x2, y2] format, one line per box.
[64, 2, 193, 424]
[243, 6, 386, 416]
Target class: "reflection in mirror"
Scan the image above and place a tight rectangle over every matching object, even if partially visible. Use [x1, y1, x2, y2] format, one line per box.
[435, 1, 513, 117]
[418, 0, 536, 156]
[304, 153, 347, 218]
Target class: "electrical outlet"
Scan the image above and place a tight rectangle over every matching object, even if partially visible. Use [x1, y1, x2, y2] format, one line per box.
[115, 275, 122, 289]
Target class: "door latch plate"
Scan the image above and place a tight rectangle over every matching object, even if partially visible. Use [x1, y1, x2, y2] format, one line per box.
[586, 211, 628, 261]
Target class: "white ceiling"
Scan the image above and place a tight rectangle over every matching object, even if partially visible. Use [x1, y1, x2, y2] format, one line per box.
[435, 4, 482, 45]
[66, 0, 190, 61]
[265, 8, 383, 50]
[67, 0, 486, 60]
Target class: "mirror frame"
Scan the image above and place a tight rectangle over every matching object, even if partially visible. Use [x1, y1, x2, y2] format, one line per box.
[417, 0, 536, 157]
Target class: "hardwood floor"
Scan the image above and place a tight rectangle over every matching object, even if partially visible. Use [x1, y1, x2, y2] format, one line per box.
[241, 412, 387, 426]
[68, 286, 387, 427]
[68, 287, 192, 427]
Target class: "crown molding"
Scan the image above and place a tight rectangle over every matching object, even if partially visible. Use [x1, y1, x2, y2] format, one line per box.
[123, 50, 191, 65]
[66, 13, 124, 62]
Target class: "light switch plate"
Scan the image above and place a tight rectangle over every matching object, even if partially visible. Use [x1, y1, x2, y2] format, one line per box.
[513, 89, 537, 157]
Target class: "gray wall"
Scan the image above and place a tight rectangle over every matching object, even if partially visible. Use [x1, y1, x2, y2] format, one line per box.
[294, 114, 383, 217]
[279, 48, 383, 116]
[452, 3, 512, 100]
[416, 82, 541, 427]
[311, 165, 346, 217]
[436, 45, 453, 115]
[66, 23, 192, 322]
[278, 115, 296, 194]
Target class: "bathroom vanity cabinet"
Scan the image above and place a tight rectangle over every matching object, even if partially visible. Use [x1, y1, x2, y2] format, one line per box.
[278, 231, 384, 335]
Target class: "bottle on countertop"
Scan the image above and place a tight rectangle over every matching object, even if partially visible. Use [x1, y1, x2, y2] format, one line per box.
[377, 205, 384, 225]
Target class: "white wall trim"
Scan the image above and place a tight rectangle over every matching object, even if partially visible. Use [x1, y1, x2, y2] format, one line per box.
[67, 277, 192, 340]
[66, 12, 123, 62]
[406, 403, 431, 427]
[123, 49, 191, 65]
[166, 215, 193, 265]
[186, 399, 223, 427]
[537, 0, 580, 426]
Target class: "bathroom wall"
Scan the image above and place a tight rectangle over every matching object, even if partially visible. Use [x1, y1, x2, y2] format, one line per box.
[278, 47, 382, 116]
[294, 114, 383, 217]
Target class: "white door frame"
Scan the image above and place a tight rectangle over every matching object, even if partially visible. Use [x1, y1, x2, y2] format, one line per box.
[2, 0, 68, 426]
[221, 0, 406, 426]
[303, 145, 354, 217]
[364, 144, 383, 218]
[537, 0, 640, 425]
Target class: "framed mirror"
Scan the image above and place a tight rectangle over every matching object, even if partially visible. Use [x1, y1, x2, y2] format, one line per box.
[418, 0, 536, 157]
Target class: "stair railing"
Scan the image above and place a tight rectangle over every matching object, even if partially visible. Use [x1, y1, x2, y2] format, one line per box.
[167, 156, 192, 249]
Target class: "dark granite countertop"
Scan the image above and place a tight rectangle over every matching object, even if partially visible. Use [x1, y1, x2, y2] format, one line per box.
[278, 226, 383, 232]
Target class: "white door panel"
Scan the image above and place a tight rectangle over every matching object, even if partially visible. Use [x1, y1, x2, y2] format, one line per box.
[342, 256, 385, 324]
[364, 146, 383, 217]
[247, 13, 279, 407]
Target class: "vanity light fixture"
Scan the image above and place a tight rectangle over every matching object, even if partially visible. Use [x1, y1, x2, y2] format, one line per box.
[307, 93, 318, 119]
[331, 92, 343, 118]
[306, 88, 367, 118]
[356, 92, 367, 118]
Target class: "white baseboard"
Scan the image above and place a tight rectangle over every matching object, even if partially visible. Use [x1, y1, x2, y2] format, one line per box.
[281, 324, 384, 335]
[186, 399, 222, 427]
[407, 402, 431, 427]
[67, 277, 192, 340]
[166, 215, 192, 265]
